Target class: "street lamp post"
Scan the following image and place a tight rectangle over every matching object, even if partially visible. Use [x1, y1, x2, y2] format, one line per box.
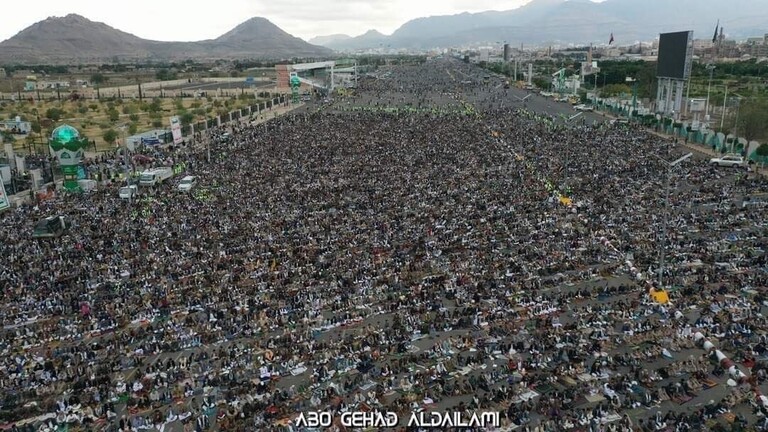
[625, 77, 637, 118]
[720, 84, 728, 131]
[119, 125, 132, 206]
[652, 152, 693, 289]
[705, 64, 715, 120]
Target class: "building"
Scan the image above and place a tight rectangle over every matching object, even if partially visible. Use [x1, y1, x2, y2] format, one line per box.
[0, 118, 32, 134]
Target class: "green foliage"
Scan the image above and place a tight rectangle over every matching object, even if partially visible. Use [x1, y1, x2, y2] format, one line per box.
[180, 112, 195, 126]
[129, 113, 140, 122]
[600, 84, 632, 97]
[78, 105, 89, 115]
[191, 101, 202, 109]
[31, 121, 41, 134]
[148, 99, 162, 113]
[90, 73, 107, 85]
[102, 129, 119, 145]
[174, 100, 185, 111]
[155, 68, 178, 81]
[152, 120, 163, 128]
[0, 130, 15, 143]
[45, 108, 63, 121]
[88, 104, 99, 112]
[532, 77, 550, 90]
[737, 99, 768, 141]
[756, 143, 768, 157]
[128, 123, 138, 135]
[107, 108, 120, 122]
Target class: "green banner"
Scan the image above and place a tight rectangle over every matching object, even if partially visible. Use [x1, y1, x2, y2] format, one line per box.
[61, 165, 82, 192]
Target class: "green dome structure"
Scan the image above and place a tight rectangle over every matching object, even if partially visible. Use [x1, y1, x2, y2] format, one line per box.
[49, 124, 89, 191]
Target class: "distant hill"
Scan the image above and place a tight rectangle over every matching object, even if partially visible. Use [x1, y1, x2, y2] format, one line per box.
[322, 30, 389, 51]
[325, 0, 768, 50]
[0, 14, 332, 64]
[308, 34, 352, 46]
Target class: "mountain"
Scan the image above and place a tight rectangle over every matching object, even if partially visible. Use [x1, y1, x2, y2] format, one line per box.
[322, 30, 389, 50]
[331, 0, 768, 50]
[308, 34, 352, 46]
[213, 17, 329, 58]
[0, 14, 332, 64]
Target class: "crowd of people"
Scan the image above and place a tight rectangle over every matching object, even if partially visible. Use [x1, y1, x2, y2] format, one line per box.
[0, 58, 767, 432]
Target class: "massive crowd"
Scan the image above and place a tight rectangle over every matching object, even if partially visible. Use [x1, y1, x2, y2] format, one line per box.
[0, 58, 767, 432]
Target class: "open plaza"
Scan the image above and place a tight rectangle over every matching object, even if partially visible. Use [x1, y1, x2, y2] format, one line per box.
[0, 57, 767, 432]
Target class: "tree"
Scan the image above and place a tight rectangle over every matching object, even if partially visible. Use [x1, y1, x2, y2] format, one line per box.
[600, 84, 632, 97]
[90, 73, 107, 85]
[107, 109, 120, 122]
[102, 129, 119, 145]
[736, 99, 768, 142]
[45, 108, 63, 121]
[0, 130, 15, 143]
[180, 112, 195, 126]
[148, 99, 162, 113]
[155, 68, 177, 81]
[756, 143, 768, 168]
[31, 121, 42, 134]
[128, 123, 138, 135]
[532, 77, 550, 90]
[88, 104, 99, 112]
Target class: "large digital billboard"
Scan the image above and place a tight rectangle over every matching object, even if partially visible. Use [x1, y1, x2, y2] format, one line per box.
[657, 31, 692, 80]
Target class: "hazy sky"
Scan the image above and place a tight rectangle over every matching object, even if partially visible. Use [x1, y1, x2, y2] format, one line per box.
[0, 0, 556, 43]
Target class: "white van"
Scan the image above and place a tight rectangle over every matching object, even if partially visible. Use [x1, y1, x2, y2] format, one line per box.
[177, 176, 197, 192]
[119, 185, 139, 199]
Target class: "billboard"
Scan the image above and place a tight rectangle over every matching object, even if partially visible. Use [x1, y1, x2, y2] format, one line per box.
[0, 178, 9, 211]
[657, 31, 693, 79]
[170, 116, 183, 145]
[689, 98, 707, 112]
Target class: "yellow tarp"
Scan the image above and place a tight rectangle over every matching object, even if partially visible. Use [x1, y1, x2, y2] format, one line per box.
[649, 288, 669, 304]
[559, 196, 572, 206]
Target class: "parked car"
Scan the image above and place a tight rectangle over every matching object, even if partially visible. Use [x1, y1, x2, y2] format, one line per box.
[710, 155, 746, 168]
[177, 176, 197, 192]
[119, 185, 139, 199]
[574, 104, 594, 112]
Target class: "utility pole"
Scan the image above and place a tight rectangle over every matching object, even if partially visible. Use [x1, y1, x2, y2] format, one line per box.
[720, 84, 728, 131]
[705, 64, 715, 120]
[120, 125, 132, 206]
[652, 153, 692, 289]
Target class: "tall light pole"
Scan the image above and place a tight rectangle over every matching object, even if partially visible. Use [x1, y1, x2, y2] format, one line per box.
[705, 64, 715, 120]
[120, 125, 132, 206]
[652, 152, 693, 289]
[720, 84, 728, 131]
[626, 77, 637, 118]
